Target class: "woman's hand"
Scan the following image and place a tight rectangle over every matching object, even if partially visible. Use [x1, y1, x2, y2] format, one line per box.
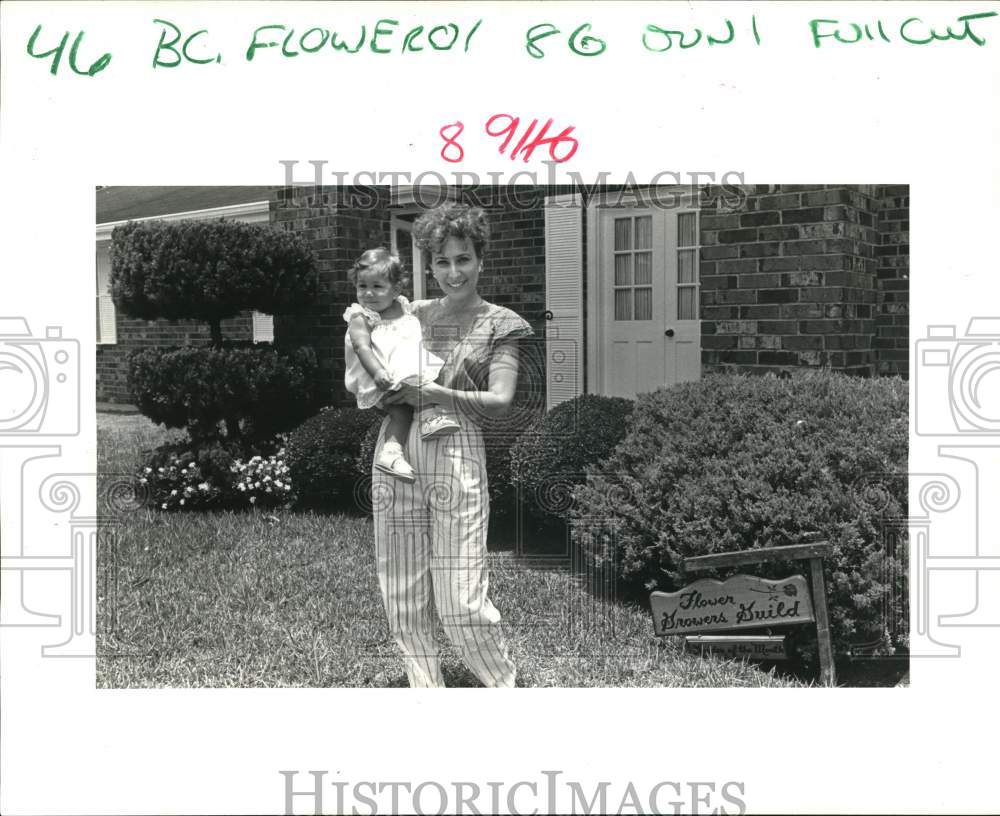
[373, 369, 394, 390]
[381, 381, 441, 408]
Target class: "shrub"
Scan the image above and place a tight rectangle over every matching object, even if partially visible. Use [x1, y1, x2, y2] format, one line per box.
[509, 394, 635, 522]
[127, 344, 317, 442]
[111, 219, 316, 343]
[571, 372, 908, 657]
[138, 435, 294, 511]
[286, 407, 382, 509]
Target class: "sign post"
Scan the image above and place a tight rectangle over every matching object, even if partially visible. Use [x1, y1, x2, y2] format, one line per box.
[651, 542, 837, 686]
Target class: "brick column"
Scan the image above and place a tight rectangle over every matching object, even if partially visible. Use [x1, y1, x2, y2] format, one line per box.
[874, 185, 910, 378]
[270, 186, 391, 407]
[700, 184, 881, 376]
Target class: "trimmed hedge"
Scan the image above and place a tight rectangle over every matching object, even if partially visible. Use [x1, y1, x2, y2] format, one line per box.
[571, 372, 908, 657]
[127, 344, 316, 442]
[509, 394, 635, 523]
[110, 219, 316, 330]
[286, 407, 382, 509]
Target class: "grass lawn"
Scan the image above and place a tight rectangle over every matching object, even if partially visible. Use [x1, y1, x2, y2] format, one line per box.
[97, 414, 809, 688]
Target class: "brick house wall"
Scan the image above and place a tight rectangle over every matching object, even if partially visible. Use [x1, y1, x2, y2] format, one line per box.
[874, 185, 909, 377]
[270, 186, 391, 407]
[96, 183, 909, 408]
[699, 184, 906, 377]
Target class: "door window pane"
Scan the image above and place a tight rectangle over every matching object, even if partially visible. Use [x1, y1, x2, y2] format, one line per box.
[678, 249, 696, 284]
[615, 289, 632, 321]
[634, 287, 652, 320]
[678, 212, 697, 247]
[678, 286, 697, 320]
[614, 254, 631, 286]
[614, 218, 631, 251]
[634, 251, 651, 285]
[635, 215, 652, 250]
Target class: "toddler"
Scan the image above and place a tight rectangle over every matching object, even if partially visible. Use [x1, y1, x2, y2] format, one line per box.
[344, 248, 460, 482]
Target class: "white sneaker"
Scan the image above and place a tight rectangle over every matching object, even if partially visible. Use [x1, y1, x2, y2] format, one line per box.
[374, 445, 416, 483]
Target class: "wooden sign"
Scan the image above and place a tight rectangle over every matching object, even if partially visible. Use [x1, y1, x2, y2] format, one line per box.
[650, 574, 813, 637]
[651, 541, 838, 686]
[685, 635, 787, 660]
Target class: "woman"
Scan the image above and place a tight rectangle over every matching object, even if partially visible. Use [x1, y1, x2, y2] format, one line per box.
[375, 203, 533, 688]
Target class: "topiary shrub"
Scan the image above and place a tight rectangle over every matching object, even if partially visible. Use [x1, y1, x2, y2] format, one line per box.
[128, 344, 317, 442]
[111, 219, 316, 345]
[570, 371, 908, 658]
[509, 394, 635, 522]
[113, 217, 318, 452]
[286, 407, 383, 510]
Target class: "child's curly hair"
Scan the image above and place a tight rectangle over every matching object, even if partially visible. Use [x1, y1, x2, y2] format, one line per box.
[412, 203, 490, 268]
[347, 247, 410, 288]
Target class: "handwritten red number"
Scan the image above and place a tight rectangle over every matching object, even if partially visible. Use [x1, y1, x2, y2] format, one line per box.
[439, 121, 465, 163]
[485, 114, 578, 164]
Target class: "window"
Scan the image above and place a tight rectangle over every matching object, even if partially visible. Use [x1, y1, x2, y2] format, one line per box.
[613, 214, 653, 321]
[96, 241, 116, 344]
[676, 211, 700, 320]
[252, 311, 274, 343]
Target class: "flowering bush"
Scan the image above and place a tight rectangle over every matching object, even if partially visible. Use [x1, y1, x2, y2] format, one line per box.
[140, 457, 223, 511]
[138, 436, 295, 511]
[229, 450, 294, 508]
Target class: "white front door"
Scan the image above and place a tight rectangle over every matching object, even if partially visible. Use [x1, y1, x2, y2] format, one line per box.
[597, 206, 701, 398]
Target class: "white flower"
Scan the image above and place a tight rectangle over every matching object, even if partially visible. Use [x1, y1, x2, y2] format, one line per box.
[265, 486, 272, 493]
[179, 499, 185, 506]
[255, 482, 261, 489]
[284, 484, 291, 491]
[144, 467, 152, 474]
[171, 489, 178, 496]
[249, 496, 257, 504]
[158, 468, 165, 474]
[275, 480, 283, 488]
[263, 475, 271, 482]
[139, 478, 147, 485]
[237, 483, 246, 491]
[199, 482, 209, 491]
[161, 503, 168, 509]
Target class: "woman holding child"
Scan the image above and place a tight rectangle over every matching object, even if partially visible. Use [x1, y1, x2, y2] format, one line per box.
[343, 203, 533, 688]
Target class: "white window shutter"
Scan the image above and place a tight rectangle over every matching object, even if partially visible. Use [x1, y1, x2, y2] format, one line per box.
[96, 242, 117, 345]
[252, 311, 274, 343]
[544, 198, 584, 410]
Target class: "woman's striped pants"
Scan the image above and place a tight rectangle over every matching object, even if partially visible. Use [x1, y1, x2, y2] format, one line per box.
[372, 415, 517, 688]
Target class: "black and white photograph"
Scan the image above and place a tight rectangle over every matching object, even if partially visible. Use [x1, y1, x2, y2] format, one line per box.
[94, 183, 909, 691]
[3, 2, 999, 814]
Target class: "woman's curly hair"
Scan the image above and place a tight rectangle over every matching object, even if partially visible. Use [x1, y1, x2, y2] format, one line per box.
[347, 247, 410, 288]
[412, 203, 490, 268]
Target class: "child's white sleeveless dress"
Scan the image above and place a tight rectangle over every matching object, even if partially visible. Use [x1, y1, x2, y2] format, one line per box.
[343, 295, 446, 409]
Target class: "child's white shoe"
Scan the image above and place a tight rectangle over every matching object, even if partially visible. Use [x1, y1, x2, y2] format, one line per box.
[420, 411, 460, 439]
[374, 443, 416, 483]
